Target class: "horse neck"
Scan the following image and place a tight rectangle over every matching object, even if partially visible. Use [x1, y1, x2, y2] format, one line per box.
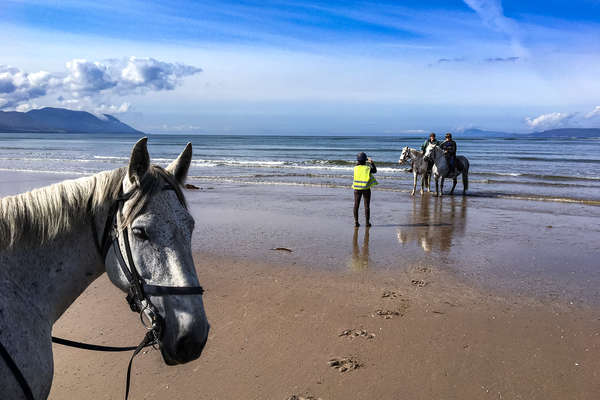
[0, 183, 112, 324]
[410, 148, 422, 159]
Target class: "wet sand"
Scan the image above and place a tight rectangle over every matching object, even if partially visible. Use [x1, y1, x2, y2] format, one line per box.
[1, 171, 599, 398]
[184, 181, 600, 305]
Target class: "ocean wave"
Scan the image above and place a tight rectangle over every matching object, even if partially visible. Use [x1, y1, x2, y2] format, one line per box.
[510, 156, 600, 164]
[0, 167, 88, 176]
[309, 159, 402, 168]
[473, 179, 594, 188]
[0, 157, 97, 163]
[474, 171, 600, 182]
[94, 155, 128, 160]
[188, 176, 600, 205]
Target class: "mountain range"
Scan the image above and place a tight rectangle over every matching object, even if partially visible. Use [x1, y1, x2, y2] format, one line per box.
[0, 107, 143, 134]
[462, 128, 600, 138]
[0, 108, 598, 137]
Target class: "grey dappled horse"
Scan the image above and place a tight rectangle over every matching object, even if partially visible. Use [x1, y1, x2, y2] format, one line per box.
[424, 143, 470, 196]
[398, 146, 430, 196]
[0, 138, 209, 399]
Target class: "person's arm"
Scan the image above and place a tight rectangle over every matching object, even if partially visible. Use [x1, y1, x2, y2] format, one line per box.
[368, 158, 377, 173]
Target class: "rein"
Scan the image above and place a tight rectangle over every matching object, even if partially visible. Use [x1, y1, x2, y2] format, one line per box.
[2, 182, 205, 400]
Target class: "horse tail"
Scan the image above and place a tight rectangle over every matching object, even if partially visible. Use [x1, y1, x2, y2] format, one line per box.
[462, 160, 469, 192]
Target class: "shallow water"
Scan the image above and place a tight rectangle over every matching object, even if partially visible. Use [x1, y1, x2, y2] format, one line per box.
[186, 183, 600, 306]
[1, 132, 599, 204]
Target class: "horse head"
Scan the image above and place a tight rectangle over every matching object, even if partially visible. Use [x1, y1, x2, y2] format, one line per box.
[423, 143, 440, 162]
[104, 138, 209, 366]
[398, 146, 411, 164]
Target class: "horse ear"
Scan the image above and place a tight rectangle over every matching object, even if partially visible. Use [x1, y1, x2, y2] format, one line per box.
[166, 142, 192, 184]
[128, 137, 150, 185]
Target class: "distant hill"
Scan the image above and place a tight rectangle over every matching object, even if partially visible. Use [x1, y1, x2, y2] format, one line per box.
[533, 128, 600, 138]
[0, 107, 143, 134]
[461, 128, 600, 138]
[460, 128, 517, 137]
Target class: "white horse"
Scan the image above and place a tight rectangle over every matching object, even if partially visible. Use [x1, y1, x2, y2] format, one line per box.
[0, 138, 209, 399]
[398, 146, 430, 196]
[423, 143, 469, 196]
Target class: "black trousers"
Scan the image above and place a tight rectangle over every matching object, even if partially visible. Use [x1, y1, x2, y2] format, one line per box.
[353, 189, 371, 223]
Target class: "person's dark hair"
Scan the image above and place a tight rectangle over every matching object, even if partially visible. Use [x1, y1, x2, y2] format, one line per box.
[429, 133, 436, 138]
[445, 132, 452, 139]
[357, 152, 367, 164]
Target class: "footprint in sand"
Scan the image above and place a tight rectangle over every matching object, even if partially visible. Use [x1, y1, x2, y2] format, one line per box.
[411, 279, 427, 287]
[328, 357, 362, 373]
[373, 298, 410, 319]
[286, 395, 322, 400]
[339, 328, 376, 339]
[381, 290, 400, 299]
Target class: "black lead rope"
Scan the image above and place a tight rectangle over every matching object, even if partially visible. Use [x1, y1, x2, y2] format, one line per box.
[125, 331, 156, 400]
[51, 337, 141, 352]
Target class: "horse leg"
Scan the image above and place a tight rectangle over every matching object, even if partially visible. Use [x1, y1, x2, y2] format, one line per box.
[411, 171, 417, 196]
[419, 174, 424, 195]
[463, 168, 469, 194]
[450, 177, 457, 195]
[440, 177, 445, 197]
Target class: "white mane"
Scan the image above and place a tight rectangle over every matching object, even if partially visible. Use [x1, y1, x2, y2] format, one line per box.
[0, 165, 186, 251]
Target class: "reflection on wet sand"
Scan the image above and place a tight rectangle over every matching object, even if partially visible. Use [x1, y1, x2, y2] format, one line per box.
[349, 227, 370, 271]
[397, 196, 467, 253]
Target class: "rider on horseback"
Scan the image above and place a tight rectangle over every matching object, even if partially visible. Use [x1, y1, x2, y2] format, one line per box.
[441, 133, 457, 174]
[408, 132, 439, 173]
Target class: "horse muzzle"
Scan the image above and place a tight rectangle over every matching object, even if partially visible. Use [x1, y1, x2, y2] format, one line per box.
[161, 322, 210, 365]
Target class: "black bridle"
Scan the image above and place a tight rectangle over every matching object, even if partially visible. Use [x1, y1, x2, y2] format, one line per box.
[1, 182, 205, 400]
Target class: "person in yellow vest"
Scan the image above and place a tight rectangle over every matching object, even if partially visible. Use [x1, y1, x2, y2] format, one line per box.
[352, 152, 377, 227]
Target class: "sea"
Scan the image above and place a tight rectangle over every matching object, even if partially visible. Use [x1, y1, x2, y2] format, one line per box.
[0, 132, 599, 205]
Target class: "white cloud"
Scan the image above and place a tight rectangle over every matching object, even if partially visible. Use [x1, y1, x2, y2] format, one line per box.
[0, 65, 59, 108]
[463, 0, 526, 57]
[95, 102, 131, 114]
[16, 102, 40, 112]
[54, 96, 132, 116]
[585, 106, 600, 119]
[118, 57, 202, 92]
[0, 57, 202, 112]
[64, 59, 116, 94]
[525, 112, 576, 130]
[63, 57, 202, 96]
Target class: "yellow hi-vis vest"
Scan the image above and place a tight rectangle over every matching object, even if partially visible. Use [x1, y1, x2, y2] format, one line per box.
[352, 165, 377, 190]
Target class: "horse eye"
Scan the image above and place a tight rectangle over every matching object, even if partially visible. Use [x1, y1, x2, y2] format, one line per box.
[132, 227, 149, 241]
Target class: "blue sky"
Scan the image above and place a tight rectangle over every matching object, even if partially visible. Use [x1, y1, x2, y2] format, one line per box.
[1, 0, 599, 133]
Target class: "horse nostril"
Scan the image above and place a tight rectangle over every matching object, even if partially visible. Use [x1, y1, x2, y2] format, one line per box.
[175, 326, 209, 363]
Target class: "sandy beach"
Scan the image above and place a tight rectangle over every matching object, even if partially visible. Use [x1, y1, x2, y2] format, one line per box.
[2, 171, 599, 399]
[49, 255, 600, 399]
